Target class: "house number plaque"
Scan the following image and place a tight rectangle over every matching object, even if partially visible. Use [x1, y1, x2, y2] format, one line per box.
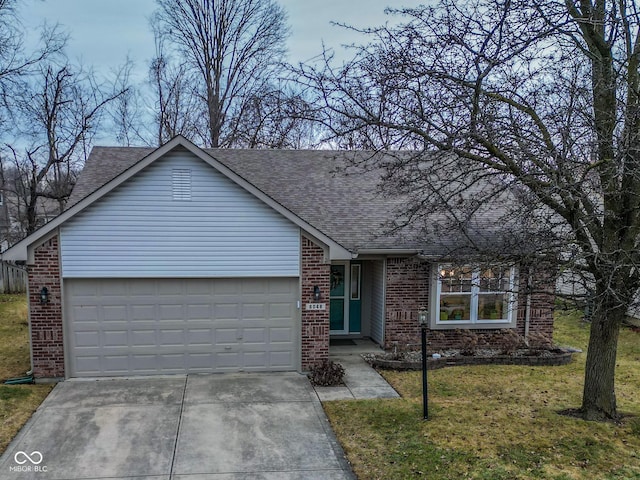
[305, 303, 326, 311]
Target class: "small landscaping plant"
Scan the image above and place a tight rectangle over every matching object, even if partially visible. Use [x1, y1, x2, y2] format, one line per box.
[496, 328, 524, 355]
[527, 330, 554, 352]
[308, 359, 345, 386]
[457, 329, 480, 355]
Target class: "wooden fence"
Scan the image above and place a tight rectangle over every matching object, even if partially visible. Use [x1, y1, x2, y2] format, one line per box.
[0, 261, 26, 294]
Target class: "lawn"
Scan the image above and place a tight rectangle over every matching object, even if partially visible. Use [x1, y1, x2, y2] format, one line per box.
[324, 309, 640, 480]
[0, 294, 53, 455]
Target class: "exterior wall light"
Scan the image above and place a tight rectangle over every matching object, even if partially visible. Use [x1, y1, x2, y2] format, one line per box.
[418, 309, 428, 326]
[39, 287, 49, 305]
[313, 285, 321, 301]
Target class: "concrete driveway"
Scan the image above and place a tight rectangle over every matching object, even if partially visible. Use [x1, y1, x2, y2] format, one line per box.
[0, 373, 354, 479]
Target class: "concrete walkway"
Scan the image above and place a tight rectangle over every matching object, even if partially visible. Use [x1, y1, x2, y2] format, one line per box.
[314, 340, 400, 401]
[0, 373, 355, 479]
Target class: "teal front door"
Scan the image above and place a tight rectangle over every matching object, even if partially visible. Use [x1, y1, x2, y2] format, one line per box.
[330, 262, 362, 334]
[330, 264, 346, 332]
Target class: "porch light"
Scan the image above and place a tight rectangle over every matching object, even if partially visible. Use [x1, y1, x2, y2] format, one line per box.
[39, 287, 49, 305]
[313, 285, 321, 301]
[418, 308, 430, 420]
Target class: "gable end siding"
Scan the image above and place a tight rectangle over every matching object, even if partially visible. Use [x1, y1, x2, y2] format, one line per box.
[60, 151, 300, 277]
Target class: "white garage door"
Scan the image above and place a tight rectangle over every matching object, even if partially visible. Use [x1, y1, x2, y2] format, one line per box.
[65, 278, 299, 377]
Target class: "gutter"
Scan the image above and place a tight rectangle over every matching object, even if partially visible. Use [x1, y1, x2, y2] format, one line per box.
[357, 249, 422, 256]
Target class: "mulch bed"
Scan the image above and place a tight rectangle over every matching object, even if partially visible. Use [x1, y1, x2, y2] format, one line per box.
[363, 348, 575, 370]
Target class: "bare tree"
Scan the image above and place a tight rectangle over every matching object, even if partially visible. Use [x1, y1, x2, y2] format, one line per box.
[108, 59, 148, 147]
[0, 0, 65, 127]
[151, 0, 289, 147]
[149, 35, 206, 146]
[4, 61, 127, 235]
[228, 84, 318, 148]
[298, 0, 640, 421]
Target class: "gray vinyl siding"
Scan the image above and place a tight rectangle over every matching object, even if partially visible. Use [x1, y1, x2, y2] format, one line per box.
[556, 269, 640, 319]
[60, 151, 300, 278]
[370, 259, 385, 345]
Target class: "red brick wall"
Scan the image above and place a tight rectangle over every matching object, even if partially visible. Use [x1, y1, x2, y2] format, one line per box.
[521, 262, 556, 340]
[383, 258, 556, 351]
[384, 257, 430, 349]
[300, 235, 330, 370]
[28, 235, 64, 379]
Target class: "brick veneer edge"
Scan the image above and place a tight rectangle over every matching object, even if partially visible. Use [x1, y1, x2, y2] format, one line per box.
[28, 234, 65, 379]
[300, 235, 330, 370]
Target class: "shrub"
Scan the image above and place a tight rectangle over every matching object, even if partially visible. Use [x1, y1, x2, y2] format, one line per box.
[497, 329, 524, 355]
[308, 359, 345, 386]
[457, 329, 480, 356]
[527, 331, 554, 350]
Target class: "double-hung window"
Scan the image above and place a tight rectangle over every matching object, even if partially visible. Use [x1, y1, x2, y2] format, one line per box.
[435, 264, 517, 328]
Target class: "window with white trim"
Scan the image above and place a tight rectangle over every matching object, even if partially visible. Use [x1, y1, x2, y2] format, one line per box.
[435, 264, 517, 327]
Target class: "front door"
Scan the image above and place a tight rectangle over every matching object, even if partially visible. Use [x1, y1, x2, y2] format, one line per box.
[330, 262, 362, 334]
[330, 264, 346, 332]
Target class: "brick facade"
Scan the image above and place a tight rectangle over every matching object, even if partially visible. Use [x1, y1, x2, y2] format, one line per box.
[300, 235, 331, 370]
[383, 257, 556, 351]
[520, 262, 556, 340]
[383, 257, 430, 349]
[25, 233, 555, 377]
[28, 235, 64, 379]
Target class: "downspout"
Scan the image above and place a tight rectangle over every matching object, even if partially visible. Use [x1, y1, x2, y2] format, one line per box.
[524, 266, 532, 345]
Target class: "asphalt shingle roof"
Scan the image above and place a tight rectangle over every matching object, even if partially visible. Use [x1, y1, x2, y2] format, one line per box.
[68, 145, 521, 256]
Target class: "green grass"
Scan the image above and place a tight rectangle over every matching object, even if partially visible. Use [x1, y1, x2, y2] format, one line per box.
[324, 309, 640, 479]
[0, 295, 53, 455]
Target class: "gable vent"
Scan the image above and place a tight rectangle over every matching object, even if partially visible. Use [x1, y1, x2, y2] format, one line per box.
[172, 169, 192, 201]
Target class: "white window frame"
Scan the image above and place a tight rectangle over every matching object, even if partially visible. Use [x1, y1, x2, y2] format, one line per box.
[431, 264, 518, 329]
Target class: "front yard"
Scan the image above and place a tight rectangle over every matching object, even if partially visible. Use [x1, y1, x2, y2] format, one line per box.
[1, 294, 639, 478]
[0, 295, 53, 454]
[324, 309, 640, 479]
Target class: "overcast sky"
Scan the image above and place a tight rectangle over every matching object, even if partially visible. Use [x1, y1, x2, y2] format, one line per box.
[20, 0, 422, 82]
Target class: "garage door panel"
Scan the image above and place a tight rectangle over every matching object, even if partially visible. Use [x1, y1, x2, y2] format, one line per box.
[215, 328, 240, 344]
[270, 351, 294, 368]
[159, 329, 186, 346]
[74, 331, 100, 347]
[187, 304, 211, 319]
[103, 355, 128, 372]
[131, 305, 155, 321]
[72, 305, 99, 321]
[270, 327, 293, 343]
[242, 304, 267, 319]
[244, 352, 267, 367]
[66, 278, 298, 377]
[103, 330, 128, 347]
[101, 281, 129, 296]
[75, 356, 101, 374]
[158, 304, 183, 321]
[215, 282, 241, 295]
[130, 330, 155, 346]
[216, 352, 241, 369]
[186, 329, 213, 345]
[213, 303, 240, 319]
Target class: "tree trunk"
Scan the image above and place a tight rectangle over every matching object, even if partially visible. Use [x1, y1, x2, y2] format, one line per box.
[580, 296, 623, 421]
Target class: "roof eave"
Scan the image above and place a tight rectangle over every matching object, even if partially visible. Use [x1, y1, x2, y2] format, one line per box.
[356, 248, 422, 257]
